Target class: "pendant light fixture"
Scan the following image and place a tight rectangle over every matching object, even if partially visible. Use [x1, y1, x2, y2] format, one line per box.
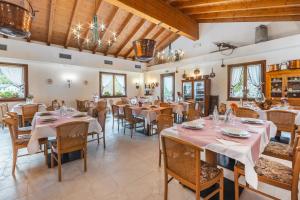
[0, 0, 35, 38]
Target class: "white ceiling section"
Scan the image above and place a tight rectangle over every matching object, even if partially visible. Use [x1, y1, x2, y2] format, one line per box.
[170, 22, 300, 59]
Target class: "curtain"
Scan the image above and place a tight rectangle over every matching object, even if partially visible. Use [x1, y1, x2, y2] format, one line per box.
[247, 64, 261, 88]
[115, 75, 125, 95]
[101, 74, 113, 95]
[230, 66, 243, 87]
[0, 66, 23, 87]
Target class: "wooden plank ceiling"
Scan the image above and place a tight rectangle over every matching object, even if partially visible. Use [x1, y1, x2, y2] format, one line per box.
[5, 0, 300, 61]
[8, 0, 182, 60]
[168, 0, 300, 23]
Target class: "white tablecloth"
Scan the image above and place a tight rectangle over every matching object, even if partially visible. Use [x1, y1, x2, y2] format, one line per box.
[28, 111, 102, 154]
[169, 102, 189, 116]
[11, 103, 47, 115]
[161, 118, 277, 189]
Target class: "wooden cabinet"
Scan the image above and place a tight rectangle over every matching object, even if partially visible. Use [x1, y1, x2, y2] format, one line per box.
[181, 79, 211, 116]
[266, 69, 300, 105]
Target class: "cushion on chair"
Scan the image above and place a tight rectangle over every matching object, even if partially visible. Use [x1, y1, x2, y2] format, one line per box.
[236, 157, 292, 185]
[200, 161, 222, 184]
[263, 141, 293, 160]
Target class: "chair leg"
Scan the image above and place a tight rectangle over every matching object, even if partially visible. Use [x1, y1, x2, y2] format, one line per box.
[84, 149, 87, 172]
[97, 132, 100, 144]
[196, 186, 200, 200]
[44, 143, 48, 165]
[219, 173, 224, 200]
[118, 118, 120, 132]
[159, 137, 162, 167]
[51, 149, 54, 168]
[234, 166, 239, 200]
[123, 122, 126, 135]
[164, 173, 168, 200]
[103, 132, 106, 149]
[290, 131, 295, 146]
[12, 148, 17, 175]
[131, 124, 133, 138]
[58, 153, 62, 182]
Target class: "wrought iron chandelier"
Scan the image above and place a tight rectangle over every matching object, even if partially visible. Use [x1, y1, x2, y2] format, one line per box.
[72, 1, 117, 50]
[155, 44, 184, 64]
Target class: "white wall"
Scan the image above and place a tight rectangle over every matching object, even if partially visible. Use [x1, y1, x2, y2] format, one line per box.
[0, 38, 144, 108]
[145, 34, 300, 104]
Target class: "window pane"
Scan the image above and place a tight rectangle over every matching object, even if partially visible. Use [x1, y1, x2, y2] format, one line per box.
[247, 64, 262, 98]
[101, 74, 113, 97]
[230, 66, 244, 98]
[114, 75, 125, 96]
[0, 66, 25, 99]
[163, 76, 174, 101]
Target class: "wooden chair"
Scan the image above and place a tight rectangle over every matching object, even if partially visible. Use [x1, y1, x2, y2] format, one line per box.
[115, 100, 124, 105]
[160, 102, 170, 107]
[52, 99, 61, 110]
[187, 109, 202, 121]
[219, 103, 227, 115]
[160, 107, 173, 115]
[157, 114, 173, 167]
[76, 100, 89, 112]
[161, 135, 224, 200]
[121, 97, 130, 104]
[0, 103, 8, 129]
[234, 136, 300, 200]
[112, 104, 124, 132]
[21, 104, 38, 127]
[4, 116, 48, 175]
[266, 110, 297, 145]
[235, 107, 259, 119]
[7, 112, 31, 134]
[123, 105, 145, 138]
[96, 109, 106, 148]
[51, 121, 89, 181]
[154, 100, 161, 105]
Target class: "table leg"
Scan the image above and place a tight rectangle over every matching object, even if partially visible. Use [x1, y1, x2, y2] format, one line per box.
[205, 149, 217, 166]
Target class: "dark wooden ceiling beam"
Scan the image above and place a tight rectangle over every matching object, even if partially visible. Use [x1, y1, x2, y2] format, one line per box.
[47, 0, 57, 45]
[92, 7, 119, 54]
[103, 13, 133, 56]
[114, 19, 146, 57]
[104, 0, 199, 40]
[65, 0, 81, 48]
[181, 0, 300, 14]
[197, 15, 300, 22]
[171, 0, 233, 8]
[192, 6, 300, 19]
[124, 23, 156, 58]
[79, 0, 103, 51]
[155, 32, 174, 51]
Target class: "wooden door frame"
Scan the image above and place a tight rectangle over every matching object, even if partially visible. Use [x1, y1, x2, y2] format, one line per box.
[160, 72, 175, 102]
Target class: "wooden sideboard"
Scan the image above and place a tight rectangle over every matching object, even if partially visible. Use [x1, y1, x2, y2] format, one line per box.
[266, 69, 300, 105]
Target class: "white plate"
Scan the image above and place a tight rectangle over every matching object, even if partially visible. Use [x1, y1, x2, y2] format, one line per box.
[222, 132, 250, 138]
[240, 118, 264, 124]
[72, 112, 87, 118]
[221, 127, 250, 138]
[182, 121, 204, 130]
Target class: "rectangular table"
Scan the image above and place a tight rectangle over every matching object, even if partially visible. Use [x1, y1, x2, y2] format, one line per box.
[28, 111, 102, 154]
[161, 118, 277, 189]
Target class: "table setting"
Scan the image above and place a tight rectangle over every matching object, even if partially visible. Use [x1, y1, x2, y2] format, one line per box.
[28, 109, 102, 154]
[161, 115, 277, 189]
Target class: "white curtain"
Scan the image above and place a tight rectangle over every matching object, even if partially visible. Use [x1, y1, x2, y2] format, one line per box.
[0, 66, 23, 86]
[101, 74, 113, 95]
[230, 66, 243, 87]
[247, 64, 261, 88]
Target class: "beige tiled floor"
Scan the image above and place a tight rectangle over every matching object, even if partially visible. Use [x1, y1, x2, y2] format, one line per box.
[0, 116, 295, 200]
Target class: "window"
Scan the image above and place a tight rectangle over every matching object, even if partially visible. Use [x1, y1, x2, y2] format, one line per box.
[228, 60, 265, 100]
[99, 72, 127, 98]
[160, 73, 175, 102]
[0, 63, 28, 101]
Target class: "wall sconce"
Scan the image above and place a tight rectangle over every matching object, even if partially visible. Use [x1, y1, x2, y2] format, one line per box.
[67, 79, 71, 88]
[135, 83, 140, 89]
[84, 80, 88, 86]
[47, 78, 53, 85]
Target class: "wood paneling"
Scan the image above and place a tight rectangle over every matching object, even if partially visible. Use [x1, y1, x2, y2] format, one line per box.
[104, 0, 199, 40]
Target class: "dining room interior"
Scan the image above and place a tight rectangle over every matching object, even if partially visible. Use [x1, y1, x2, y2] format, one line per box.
[2, 0, 300, 200]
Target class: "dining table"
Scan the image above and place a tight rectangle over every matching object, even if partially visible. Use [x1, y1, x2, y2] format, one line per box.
[161, 117, 277, 189]
[11, 103, 47, 115]
[27, 110, 102, 154]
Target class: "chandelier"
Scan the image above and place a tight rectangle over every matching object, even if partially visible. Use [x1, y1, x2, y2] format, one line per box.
[155, 44, 184, 64]
[72, 1, 117, 50]
[0, 0, 35, 38]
